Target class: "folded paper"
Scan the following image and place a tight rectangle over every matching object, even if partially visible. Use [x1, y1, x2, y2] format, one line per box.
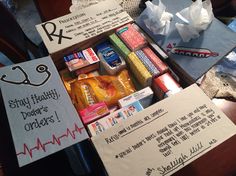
[175, 0, 214, 42]
[139, 0, 173, 35]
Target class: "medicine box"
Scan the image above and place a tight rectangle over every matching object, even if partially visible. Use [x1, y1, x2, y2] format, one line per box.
[118, 87, 153, 108]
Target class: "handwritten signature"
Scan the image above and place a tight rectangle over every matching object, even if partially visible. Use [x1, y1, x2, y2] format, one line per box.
[189, 142, 203, 156]
[146, 141, 212, 176]
[156, 153, 188, 176]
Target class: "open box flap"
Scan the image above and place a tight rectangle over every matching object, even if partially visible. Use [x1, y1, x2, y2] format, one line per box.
[36, 0, 133, 55]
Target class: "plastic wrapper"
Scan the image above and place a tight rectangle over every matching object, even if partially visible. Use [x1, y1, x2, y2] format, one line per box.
[175, 0, 214, 42]
[139, 0, 173, 35]
[71, 69, 135, 110]
[215, 51, 236, 78]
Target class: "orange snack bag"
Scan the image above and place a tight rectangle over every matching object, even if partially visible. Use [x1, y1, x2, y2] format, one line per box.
[71, 69, 135, 110]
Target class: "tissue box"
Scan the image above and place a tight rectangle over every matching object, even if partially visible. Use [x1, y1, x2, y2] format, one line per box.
[137, 0, 236, 84]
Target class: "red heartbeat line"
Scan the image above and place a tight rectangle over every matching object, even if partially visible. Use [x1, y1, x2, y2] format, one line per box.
[16, 123, 85, 158]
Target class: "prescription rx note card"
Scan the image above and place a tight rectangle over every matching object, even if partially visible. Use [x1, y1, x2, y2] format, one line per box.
[92, 84, 236, 176]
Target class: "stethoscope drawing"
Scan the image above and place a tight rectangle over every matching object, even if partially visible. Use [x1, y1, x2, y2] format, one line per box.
[0, 64, 51, 87]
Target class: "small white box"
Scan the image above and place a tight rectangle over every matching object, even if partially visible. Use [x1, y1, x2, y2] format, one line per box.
[118, 87, 153, 108]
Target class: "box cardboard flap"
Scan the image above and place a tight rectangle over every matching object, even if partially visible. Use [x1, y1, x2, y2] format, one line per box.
[36, 0, 133, 55]
[92, 84, 236, 176]
[0, 57, 89, 167]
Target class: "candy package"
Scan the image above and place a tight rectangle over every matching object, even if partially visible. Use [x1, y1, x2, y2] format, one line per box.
[71, 69, 135, 111]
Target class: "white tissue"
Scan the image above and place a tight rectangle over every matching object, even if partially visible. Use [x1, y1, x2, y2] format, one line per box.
[69, 0, 101, 12]
[141, 0, 173, 35]
[175, 0, 214, 42]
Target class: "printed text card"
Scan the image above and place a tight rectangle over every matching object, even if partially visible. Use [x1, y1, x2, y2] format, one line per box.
[0, 57, 88, 167]
[92, 84, 236, 176]
[36, 0, 133, 54]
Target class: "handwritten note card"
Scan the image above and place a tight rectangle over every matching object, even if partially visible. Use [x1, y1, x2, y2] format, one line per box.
[36, 0, 133, 54]
[92, 84, 236, 176]
[0, 57, 88, 167]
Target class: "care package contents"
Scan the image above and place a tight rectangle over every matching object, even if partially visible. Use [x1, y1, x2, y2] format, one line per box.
[60, 22, 183, 136]
[96, 41, 126, 75]
[152, 72, 183, 99]
[87, 101, 143, 136]
[60, 69, 100, 97]
[113, 23, 169, 87]
[64, 48, 100, 73]
[77, 71, 100, 80]
[118, 87, 153, 108]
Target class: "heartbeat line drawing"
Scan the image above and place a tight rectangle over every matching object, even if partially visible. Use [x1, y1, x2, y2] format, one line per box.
[16, 123, 85, 158]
